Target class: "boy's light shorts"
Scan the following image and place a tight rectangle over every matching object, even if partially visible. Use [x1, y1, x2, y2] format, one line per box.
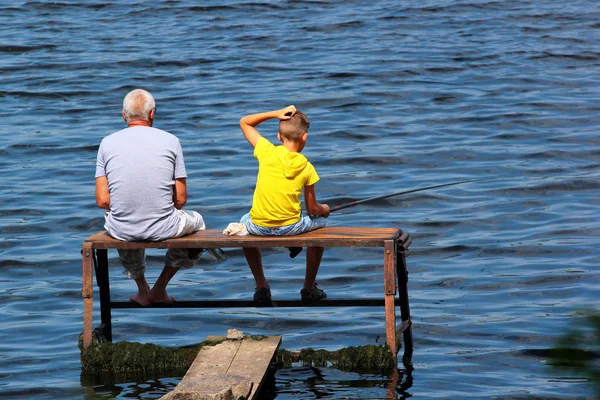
[112, 210, 206, 280]
[240, 212, 327, 236]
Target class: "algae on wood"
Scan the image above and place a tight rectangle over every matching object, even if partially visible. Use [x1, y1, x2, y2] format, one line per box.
[80, 335, 224, 384]
[276, 344, 396, 373]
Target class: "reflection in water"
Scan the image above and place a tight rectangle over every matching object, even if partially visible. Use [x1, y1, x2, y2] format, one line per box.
[387, 366, 414, 399]
[81, 376, 180, 399]
[262, 365, 415, 399]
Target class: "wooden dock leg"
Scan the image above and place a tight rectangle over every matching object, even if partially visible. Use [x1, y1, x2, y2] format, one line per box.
[396, 247, 413, 364]
[95, 249, 112, 342]
[82, 243, 94, 350]
[384, 240, 398, 358]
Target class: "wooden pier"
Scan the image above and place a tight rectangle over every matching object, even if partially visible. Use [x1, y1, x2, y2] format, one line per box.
[81, 227, 413, 363]
[160, 331, 280, 400]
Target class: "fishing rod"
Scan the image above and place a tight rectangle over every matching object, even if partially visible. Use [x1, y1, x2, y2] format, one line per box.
[288, 178, 488, 258]
[328, 178, 489, 213]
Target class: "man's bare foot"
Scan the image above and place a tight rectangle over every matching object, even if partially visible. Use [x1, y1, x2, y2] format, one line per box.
[130, 281, 151, 306]
[147, 289, 176, 305]
[130, 293, 151, 306]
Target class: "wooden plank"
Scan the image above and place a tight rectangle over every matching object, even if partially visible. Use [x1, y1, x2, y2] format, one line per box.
[163, 336, 281, 400]
[227, 336, 281, 400]
[85, 227, 403, 249]
[183, 340, 242, 379]
[397, 319, 411, 334]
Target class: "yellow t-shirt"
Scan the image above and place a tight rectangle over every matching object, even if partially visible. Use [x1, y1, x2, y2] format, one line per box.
[249, 137, 319, 227]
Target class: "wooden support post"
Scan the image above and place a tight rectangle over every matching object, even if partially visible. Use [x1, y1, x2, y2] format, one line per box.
[396, 246, 413, 363]
[95, 249, 112, 342]
[383, 240, 397, 357]
[81, 243, 94, 350]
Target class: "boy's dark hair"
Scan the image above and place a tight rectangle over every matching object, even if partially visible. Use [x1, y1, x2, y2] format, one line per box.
[279, 110, 310, 142]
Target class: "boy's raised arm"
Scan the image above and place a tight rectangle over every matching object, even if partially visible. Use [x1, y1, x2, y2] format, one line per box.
[240, 105, 297, 147]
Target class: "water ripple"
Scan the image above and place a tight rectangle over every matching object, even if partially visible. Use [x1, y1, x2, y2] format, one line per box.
[0, 0, 598, 399]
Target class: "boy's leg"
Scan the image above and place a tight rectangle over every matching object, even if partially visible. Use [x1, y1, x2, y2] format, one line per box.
[304, 246, 324, 289]
[302, 247, 327, 300]
[243, 247, 268, 288]
[243, 247, 271, 301]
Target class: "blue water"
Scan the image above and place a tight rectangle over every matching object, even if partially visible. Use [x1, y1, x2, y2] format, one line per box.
[1, 0, 599, 398]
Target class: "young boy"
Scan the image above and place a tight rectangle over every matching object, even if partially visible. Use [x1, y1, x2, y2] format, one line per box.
[239, 105, 330, 301]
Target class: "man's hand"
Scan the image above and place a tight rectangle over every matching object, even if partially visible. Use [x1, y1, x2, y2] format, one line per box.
[320, 203, 330, 218]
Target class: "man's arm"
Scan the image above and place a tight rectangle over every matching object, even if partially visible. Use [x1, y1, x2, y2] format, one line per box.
[95, 176, 110, 209]
[304, 184, 330, 218]
[239, 105, 297, 147]
[173, 178, 187, 209]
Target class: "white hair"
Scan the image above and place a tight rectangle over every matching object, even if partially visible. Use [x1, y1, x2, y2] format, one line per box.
[122, 89, 155, 122]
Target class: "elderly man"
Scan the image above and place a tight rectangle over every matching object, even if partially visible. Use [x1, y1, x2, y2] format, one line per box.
[95, 88, 206, 306]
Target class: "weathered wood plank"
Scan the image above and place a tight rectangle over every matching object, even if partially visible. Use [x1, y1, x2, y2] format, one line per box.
[227, 336, 281, 400]
[85, 227, 403, 249]
[184, 340, 242, 378]
[397, 319, 411, 334]
[161, 336, 281, 400]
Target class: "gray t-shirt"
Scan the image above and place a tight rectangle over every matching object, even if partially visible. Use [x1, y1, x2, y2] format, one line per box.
[95, 126, 187, 241]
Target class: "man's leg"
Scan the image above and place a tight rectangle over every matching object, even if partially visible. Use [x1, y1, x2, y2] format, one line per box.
[147, 265, 179, 304]
[156, 246, 203, 305]
[131, 276, 151, 306]
[141, 209, 205, 305]
[117, 249, 153, 306]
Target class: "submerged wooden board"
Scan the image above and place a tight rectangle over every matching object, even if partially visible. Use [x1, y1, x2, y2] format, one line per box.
[227, 336, 281, 399]
[162, 336, 281, 400]
[85, 227, 404, 249]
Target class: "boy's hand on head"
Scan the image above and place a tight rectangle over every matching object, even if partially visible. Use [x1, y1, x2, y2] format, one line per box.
[276, 105, 297, 120]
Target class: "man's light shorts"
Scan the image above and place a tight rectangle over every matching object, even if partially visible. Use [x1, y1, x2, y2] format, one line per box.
[239, 212, 327, 236]
[112, 210, 206, 280]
